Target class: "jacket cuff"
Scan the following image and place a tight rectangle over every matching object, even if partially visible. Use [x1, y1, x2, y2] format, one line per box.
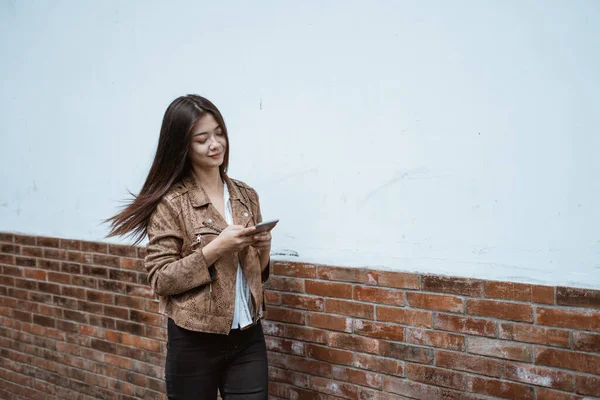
[261, 258, 271, 283]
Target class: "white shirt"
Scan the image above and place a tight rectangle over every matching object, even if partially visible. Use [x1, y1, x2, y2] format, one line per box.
[224, 182, 254, 329]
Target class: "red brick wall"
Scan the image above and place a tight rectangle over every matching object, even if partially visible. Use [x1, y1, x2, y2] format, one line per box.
[1, 232, 599, 400]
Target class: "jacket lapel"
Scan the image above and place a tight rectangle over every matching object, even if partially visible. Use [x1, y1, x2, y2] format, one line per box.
[223, 175, 254, 227]
[183, 172, 253, 229]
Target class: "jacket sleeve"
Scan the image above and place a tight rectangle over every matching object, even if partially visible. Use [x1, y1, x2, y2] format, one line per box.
[249, 187, 271, 283]
[144, 196, 213, 296]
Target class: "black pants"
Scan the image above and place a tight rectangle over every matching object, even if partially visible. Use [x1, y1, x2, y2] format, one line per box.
[165, 319, 268, 400]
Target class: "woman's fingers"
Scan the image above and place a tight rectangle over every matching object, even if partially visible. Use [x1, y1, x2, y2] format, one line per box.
[237, 226, 256, 237]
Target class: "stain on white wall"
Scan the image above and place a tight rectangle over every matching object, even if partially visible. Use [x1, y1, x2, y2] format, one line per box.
[1, 0, 599, 288]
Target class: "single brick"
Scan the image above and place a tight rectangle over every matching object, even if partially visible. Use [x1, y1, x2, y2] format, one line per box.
[536, 388, 586, 400]
[306, 344, 353, 365]
[436, 350, 499, 377]
[407, 328, 465, 351]
[354, 285, 404, 306]
[14, 235, 35, 245]
[268, 366, 310, 388]
[1, 244, 20, 254]
[498, 323, 570, 348]
[268, 351, 332, 378]
[353, 353, 404, 377]
[434, 313, 496, 337]
[471, 376, 534, 400]
[406, 363, 470, 391]
[23, 269, 46, 280]
[383, 376, 464, 399]
[273, 262, 317, 278]
[366, 270, 419, 289]
[500, 362, 574, 391]
[467, 299, 533, 323]
[318, 265, 365, 283]
[329, 332, 379, 354]
[264, 306, 305, 325]
[377, 306, 432, 328]
[537, 307, 600, 331]
[467, 337, 532, 362]
[281, 293, 324, 312]
[306, 280, 352, 298]
[120, 258, 144, 271]
[406, 292, 463, 313]
[485, 281, 554, 304]
[93, 254, 120, 268]
[572, 331, 600, 352]
[264, 290, 281, 306]
[108, 244, 137, 258]
[556, 286, 600, 309]
[20, 246, 42, 257]
[535, 347, 600, 375]
[422, 275, 483, 297]
[332, 365, 382, 390]
[576, 374, 600, 397]
[311, 377, 359, 399]
[268, 382, 288, 398]
[43, 248, 67, 260]
[379, 341, 434, 364]
[59, 239, 82, 251]
[306, 313, 353, 333]
[353, 320, 405, 341]
[82, 241, 108, 254]
[283, 325, 328, 344]
[0, 233, 15, 243]
[326, 298, 374, 319]
[269, 276, 306, 293]
[38, 237, 60, 248]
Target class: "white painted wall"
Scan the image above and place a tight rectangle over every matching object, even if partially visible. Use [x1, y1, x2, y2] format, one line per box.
[2, 0, 599, 289]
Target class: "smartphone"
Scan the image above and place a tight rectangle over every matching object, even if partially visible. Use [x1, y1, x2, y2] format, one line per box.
[247, 219, 279, 236]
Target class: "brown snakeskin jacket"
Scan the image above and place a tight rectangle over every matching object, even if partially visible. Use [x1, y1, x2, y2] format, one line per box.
[144, 173, 270, 334]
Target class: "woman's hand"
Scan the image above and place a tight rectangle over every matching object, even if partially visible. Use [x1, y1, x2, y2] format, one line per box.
[250, 231, 272, 250]
[216, 225, 257, 253]
[251, 230, 272, 271]
[202, 225, 256, 265]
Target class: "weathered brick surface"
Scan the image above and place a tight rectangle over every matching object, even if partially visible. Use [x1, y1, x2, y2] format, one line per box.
[466, 299, 533, 322]
[537, 306, 600, 331]
[354, 285, 405, 306]
[1, 232, 598, 400]
[556, 286, 600, 309]
[366, 270, 419, 290]
[434, 313, 497, 337]
[436, 350, 499, 377]
[406, 292, 463, 313]
[422, 275, 484, 297]
[498, 322, 570, 348]
[485, 281, 554, 304]
[467, 337, 533, 362]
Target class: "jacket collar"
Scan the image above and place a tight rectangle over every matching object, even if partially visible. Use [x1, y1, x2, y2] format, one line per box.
[181, 171, 246, 208]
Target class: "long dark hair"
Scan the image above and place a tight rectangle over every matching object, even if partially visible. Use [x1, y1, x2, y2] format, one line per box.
[105, 94, 230, 244]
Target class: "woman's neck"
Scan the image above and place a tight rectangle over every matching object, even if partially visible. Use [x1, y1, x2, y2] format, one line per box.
[192, 167, 223, 193]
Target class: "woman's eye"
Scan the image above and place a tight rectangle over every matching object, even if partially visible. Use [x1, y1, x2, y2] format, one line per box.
[216, 130, 224, 136]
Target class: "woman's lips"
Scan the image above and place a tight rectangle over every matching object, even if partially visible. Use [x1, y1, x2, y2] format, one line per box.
[209, 152, 222, 159]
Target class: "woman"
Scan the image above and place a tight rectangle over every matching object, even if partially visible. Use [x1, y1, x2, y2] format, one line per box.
[106, 95, 271, 399]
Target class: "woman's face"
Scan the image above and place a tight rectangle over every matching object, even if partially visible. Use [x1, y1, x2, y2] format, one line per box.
[188, 113, 227, 171]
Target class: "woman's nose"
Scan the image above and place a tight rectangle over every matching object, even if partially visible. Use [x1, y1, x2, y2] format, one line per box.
[209, 137, 220, 149]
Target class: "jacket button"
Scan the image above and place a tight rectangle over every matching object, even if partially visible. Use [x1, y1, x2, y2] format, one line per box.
[207, 218, 213, 223]
[243, 212, 249, 217]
